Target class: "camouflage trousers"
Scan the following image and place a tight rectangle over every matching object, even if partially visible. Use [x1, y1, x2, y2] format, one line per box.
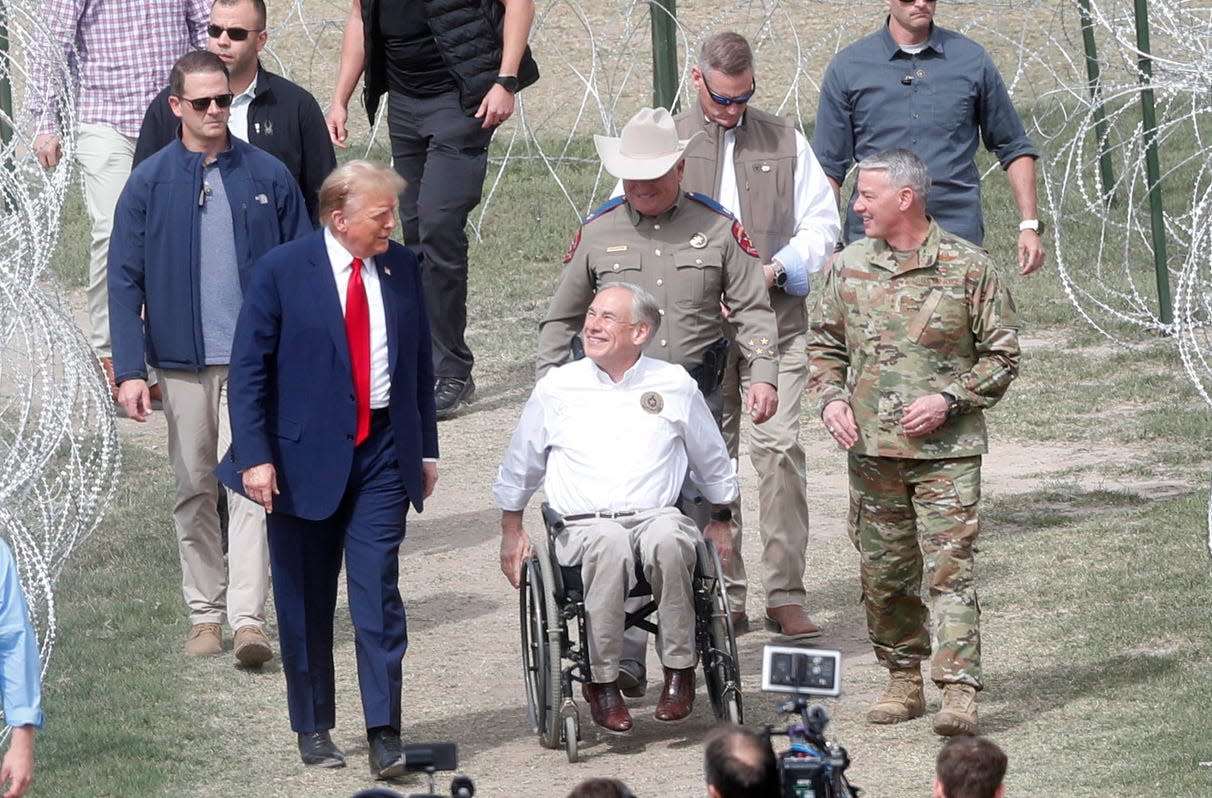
[848, 453, 983, 690]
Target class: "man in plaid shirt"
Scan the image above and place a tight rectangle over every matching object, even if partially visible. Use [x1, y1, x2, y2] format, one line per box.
[29, 0, 208, 400]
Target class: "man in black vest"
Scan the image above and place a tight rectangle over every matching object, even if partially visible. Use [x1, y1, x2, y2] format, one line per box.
[328, 0, 539, 419]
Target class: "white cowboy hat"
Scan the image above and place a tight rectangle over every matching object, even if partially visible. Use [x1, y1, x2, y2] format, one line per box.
[594, 107, 705, 180]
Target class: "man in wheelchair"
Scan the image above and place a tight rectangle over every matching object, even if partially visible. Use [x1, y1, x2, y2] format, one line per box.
[494, 283, 738, 734]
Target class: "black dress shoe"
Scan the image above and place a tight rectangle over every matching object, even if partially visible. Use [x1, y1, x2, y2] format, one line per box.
[297, 730, 345, 768]
[435, 375, 475, 420]
[368, 728, 406, 780]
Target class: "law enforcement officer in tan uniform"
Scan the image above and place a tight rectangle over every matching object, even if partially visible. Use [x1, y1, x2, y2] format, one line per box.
[538, 106, 778, 417]
[676, 32, 840, 639]
[537, 107, 779, 703]
[806, 149, 1020, 737]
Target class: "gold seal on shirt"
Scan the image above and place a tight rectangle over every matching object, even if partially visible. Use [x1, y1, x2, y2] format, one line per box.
[641, 391, 664, 414]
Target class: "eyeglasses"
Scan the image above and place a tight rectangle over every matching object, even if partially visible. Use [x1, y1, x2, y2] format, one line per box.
[177, 93, 235, 112]
[701, 74, 756, 107]
[207, 24, 263, 41]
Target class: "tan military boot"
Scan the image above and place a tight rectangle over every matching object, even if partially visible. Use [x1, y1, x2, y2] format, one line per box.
[866, 667, 925, 724]
[932, 683, 979, 736]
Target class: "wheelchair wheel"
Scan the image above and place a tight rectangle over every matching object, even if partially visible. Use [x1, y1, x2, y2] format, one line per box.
[534, 532, 567, 749]
[519, 551, 563, 749]
[563, 712, 579, 763]
[698, 539, 744, 724]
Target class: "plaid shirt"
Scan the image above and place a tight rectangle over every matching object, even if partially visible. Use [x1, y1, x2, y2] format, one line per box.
[30, 0, 208, 138]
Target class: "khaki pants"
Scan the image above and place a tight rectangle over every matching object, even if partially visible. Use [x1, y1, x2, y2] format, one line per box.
[554, 508, 698, 683]
[720, 331, 811, 611]
[76, 123, 135, 358]
[160, 367, 269, 631]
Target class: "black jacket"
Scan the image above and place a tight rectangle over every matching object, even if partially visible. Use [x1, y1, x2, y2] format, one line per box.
[134, 65, 336, 224]
[360, 0, 539, 121]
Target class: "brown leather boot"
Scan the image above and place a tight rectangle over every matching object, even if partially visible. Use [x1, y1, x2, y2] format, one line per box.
[582, 681, 632, 734]
[654, 666, 695, 722]
[764, 604, 823, 638]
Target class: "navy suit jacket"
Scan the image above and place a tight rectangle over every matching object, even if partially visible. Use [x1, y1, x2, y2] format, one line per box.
[217, 229, 438, 520]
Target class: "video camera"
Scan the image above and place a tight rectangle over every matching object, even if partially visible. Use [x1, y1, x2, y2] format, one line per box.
[761, 646, 861, 798]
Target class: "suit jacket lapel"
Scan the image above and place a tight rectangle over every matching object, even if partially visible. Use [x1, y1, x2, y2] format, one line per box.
[377, 256, 400, 378]
[313, 233, 352, 375]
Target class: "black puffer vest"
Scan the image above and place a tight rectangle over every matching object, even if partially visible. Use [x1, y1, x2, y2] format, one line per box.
[361, 0, 540, 119]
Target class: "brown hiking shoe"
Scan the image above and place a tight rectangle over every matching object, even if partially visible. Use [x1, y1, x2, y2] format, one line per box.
[866, 667, 925, 724]
[933, 684, 979, 736]
[185, 623, 223, 656]
[234, 625, 274, 667]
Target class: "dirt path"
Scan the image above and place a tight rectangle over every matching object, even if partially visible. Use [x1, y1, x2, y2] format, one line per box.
[104, 366, 1183, 798]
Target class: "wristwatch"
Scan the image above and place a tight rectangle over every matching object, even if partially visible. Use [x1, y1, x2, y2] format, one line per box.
[771, 261, 788, 290]
[1018, 219, 1045, 235]
[710, 506, 733, 523]
[942, 392, 959, 419]
[494, 75, 520, 93]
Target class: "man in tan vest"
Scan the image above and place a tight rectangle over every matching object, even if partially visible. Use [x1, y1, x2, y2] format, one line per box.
[677, 31, 840, 638]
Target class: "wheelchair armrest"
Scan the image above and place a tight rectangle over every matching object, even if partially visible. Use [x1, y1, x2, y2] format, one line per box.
[540, 502, 565, 534]
[539, 502, 568, 602]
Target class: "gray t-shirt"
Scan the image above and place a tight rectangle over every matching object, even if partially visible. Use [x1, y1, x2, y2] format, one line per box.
[199, 161, 243, 365]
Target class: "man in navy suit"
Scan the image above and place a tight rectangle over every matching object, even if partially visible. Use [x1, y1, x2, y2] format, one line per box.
[218, 159, 439, 778]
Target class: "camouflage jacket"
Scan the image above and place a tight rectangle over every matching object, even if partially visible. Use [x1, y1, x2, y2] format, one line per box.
[806, 221, 1020, 459]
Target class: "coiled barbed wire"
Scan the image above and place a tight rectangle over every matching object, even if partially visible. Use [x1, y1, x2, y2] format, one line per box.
[0, 1, 120, 740]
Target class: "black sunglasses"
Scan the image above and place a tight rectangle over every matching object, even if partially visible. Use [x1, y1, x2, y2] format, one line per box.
[177, 93, 235, 112]
[702, 74, 756, 107]
[207, 24, 263, 41]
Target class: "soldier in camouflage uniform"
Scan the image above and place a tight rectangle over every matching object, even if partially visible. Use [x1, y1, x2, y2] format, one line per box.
[805, 149, 1020, 737]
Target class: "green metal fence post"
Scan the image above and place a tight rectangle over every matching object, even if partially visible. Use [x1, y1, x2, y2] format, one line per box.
[0, 4, 13, 150]
[649, 0, 678, 111]
[0, 4, 13, 214]
[1077, 0, 1116, 205]
[1133, 0, 1172, 326]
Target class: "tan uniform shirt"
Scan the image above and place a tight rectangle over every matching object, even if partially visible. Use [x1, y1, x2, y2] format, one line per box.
[537, 194, 779, 386]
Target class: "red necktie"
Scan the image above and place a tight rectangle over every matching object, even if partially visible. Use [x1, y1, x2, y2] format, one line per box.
[345, 257, 371, 446]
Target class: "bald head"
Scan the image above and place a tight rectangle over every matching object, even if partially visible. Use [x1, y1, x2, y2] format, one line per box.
[703, 724, 778, 798]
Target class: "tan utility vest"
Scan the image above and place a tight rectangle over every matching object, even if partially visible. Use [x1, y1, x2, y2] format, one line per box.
[676, 107, 806, 343]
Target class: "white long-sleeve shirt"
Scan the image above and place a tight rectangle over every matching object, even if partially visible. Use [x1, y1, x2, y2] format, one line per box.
[493, 356, 738, 515]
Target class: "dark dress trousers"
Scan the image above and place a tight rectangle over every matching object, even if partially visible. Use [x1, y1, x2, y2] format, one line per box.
[217, 229, 438, 733]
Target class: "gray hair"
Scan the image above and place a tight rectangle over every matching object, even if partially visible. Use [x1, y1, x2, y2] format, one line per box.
[857, 148, 930, 201]
[697, 31, 754, 77]
[597, 282, 662, 339]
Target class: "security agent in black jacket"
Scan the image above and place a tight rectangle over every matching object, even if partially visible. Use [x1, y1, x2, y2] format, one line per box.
[134, 64, 336, 225]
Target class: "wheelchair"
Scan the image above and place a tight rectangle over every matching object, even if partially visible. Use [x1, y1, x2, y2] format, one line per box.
[518, 501, 743, 762]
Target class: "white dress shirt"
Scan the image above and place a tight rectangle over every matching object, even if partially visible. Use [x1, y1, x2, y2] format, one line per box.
[324, 228, 390, 408]
[493, 355, 739, 514]
[227, 73, 258, 143]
